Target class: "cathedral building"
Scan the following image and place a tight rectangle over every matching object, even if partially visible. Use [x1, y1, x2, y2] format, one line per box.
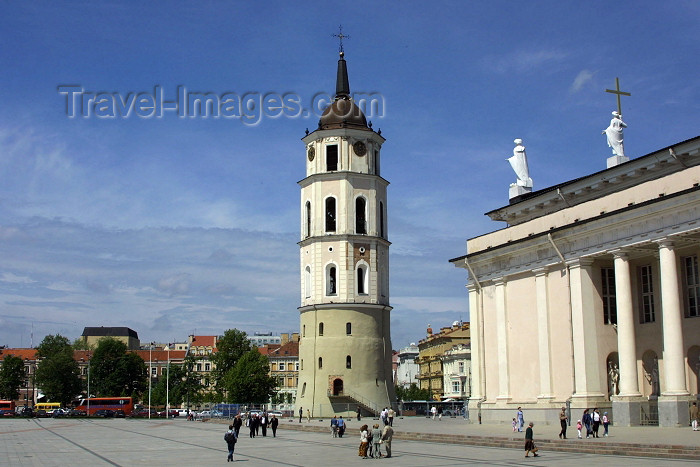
[294, 50, 395, 417]
[451, 135, 700, 427]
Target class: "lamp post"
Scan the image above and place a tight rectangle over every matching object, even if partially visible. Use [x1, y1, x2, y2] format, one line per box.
[166, 344, 170, 419]
[148, 342, 154, 419]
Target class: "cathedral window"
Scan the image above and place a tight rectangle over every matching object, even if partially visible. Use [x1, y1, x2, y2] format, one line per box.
[318, 357, 323, 369]
[346, 322, 352, 335]
[325, 197, 336, 232]
[683, 255, 700, 318]
[326, 265, 337, 296]
[357, 264, 368, 295]
[305, 201, 311, 238]
[374, 150, 380, 176]
[379, 202, 385, 238]
[638, 265, 655, 323]
[326, 144, 338, 171]
[305, 266, 311, 298]
[301, 382, 306, 397]
[319, 322, 324, 336]
[601, 267, 617, 325]
[346, 355, 352, 369]
[302, 324, 305, 337]
[355, 197, 367, 234]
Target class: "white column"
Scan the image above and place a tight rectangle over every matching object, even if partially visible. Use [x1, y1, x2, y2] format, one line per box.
[467, 284, 483, 400]
[656, 240, 690, 395]
[534, 268, 553, 399]
[612, 251, 642, 397]
[494, 277, 511, 400]
[569, 259, 605, 398]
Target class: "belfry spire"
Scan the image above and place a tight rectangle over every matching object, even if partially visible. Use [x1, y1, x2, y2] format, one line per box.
[335, 51, 350, 98]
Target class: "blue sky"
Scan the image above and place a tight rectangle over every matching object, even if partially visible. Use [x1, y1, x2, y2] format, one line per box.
[0, 1, 698, 349]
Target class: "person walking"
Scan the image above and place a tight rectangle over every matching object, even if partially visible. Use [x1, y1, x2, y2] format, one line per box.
[299, 407, 303, 423]
[371, 423, 382, 458]
[691, 402, 699, 431]
[524, 422, 539, 458]
[270, 414, 279, 437]
[438, 406, 443, 421]
[331, 416, 338, 437]
[582, 409, 592, 438]
[516, 407, 524, 432]
[356, 406, 361, 421]
[576, 419, 582, 439]
[232, 414, 242, 437]
[224, 424, 238, 462]
[358, 424, 369, 459]
[602, 412, 610, 437]
[592, 408, 601, 438]
[337, 416, 346, 438]
[381, 422, 394, 458]
[248, 414, 256, 438]
[431, 405, 437, 420]
[260, 412, 268, 437]
[306, 408, 311, 423]
[558, 407, 568, 439]
[388, 407, 395, 426]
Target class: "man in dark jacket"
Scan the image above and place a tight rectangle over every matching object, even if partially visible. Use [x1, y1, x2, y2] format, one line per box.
[270, 414, 279, 437]
[224, 424, 237, 462]
[232, 414, 242, 437]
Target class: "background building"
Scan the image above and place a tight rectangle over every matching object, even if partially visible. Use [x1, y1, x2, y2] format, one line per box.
[81, 327, 139, 350]
[395, 344, 419, 389]
[416, 323, 470, 400]
[441, 343, 471, 401]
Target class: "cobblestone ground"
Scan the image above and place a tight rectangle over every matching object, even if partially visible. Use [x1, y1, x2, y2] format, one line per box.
[0, 418, 697, 466]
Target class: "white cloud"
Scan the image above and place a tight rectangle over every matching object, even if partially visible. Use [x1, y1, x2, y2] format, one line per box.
[486, 48, 568, 74]
[571, 69, 595, 92]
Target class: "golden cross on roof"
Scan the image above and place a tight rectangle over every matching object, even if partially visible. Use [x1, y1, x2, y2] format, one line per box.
[605, 77, 631, 116]
[332, 25, 350, 54]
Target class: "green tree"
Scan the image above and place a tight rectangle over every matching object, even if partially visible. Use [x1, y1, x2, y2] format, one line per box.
[0, 355, 25, 401]
[151, 363, 192, 406]
[211, 329, 252, 390]
[221, 348, 277, 404]
[395, 383, 431, 401]
[90, 338, 147, 398]
[182, 354, 204, 410]
[72, 337, 93, 351]
[34, 335, 82, 406]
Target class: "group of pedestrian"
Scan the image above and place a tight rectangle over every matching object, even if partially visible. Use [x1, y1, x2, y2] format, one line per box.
[224, 412, 280, 462]
[379, 407, 395, 426]
[580, 408, 607, 438]
[358, 422, 394, 459]
[329, 415, 347, 438]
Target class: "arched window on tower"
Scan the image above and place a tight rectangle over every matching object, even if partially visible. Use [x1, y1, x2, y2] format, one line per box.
[318, 357, 323, 369]
[355, 197, 367, 234]
[379, 201, 385, 238]
[346, 322, 352, 335]
[357, 264, 368, 295]
[325, 197, 336, 232]
[305, 266, 311, 298]
[326, 145, 338, 171]
[346, 355, 352, 369]
[305, 201, 311, 238]
[319, 322, 324, 336]
[374, 150, 380, 176]
[326, 265, 337, 296]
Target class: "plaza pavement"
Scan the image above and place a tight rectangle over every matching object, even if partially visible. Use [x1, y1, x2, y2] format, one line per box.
[1, 416, 699, 466]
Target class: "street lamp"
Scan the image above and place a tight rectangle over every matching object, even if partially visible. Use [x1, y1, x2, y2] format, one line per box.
[166, 344, 170, 419]
[148, 342, 154, 419]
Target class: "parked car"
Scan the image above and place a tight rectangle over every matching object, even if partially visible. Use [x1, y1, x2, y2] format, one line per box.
[35, 410, 49, 418]
[268, 411, 283, 418]
[114, 410, 126, 418]
[198, 410, 212, 418]
[52, 408, 68, 418]
[68, 409, 87, 417]
[94, 409, 115, 418]
[0, 409, 15, 417]
[176, 409, 191, 417]
[20, 407, 35, 417]
[131, 409, 157, 418]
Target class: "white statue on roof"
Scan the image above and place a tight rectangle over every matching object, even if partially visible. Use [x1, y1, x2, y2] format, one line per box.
[603, 111, 627, 158]
[507, 139, 533, 198]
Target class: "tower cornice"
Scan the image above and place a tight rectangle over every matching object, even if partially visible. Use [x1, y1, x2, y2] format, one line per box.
[298, 233, 391, 248]
[298, 170, 390, 188]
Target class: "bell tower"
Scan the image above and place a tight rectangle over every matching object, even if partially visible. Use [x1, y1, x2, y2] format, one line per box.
[295, 50, 394, 416]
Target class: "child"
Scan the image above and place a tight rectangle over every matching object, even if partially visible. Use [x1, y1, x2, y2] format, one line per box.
[602, 412, 610, 437]
[576, 420, 582, 439]
[512, 418, 517, 432]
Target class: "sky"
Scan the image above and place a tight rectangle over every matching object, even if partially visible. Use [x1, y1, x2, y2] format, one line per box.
[0, 1, 698, 350]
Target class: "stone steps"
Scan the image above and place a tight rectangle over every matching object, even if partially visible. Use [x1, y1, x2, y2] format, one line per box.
[278, 421, 700, 460]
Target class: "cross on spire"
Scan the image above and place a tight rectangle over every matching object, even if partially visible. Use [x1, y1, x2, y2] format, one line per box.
[332, 25, 350, 54]
[605, 77, 631, 116]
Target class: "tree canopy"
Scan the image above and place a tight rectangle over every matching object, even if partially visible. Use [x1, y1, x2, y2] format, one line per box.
[221, 348, 277, 404]
[34, 334, 82, 406]
[211, 329, 252, 390]
[395, 383, 431, 402]
[0, 355, 25, 401]
[90, 338, 147, 398]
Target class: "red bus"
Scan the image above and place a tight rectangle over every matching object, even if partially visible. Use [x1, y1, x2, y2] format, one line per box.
[76, 397, 134, 415]
[0, 400, 16, 413]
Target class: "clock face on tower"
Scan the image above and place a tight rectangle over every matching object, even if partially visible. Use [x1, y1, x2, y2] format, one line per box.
[307, 146, 315, 161]
[353, 141, 367, 156]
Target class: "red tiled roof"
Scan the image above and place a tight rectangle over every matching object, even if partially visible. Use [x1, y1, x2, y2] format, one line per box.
[268, 341, 299, 357]
[0, 348, 37, 360]
[133, 350, 187, 361]
[190, 335, 217, 347]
